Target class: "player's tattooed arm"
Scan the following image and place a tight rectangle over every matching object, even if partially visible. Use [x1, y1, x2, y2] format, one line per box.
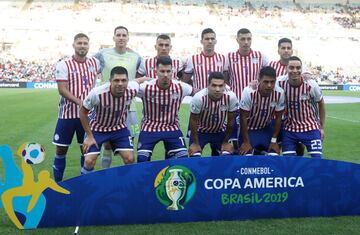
[79, 106, 98, 153]
[268, 111, 283, 154]
[188, 113, 202, 156]
[239, 109, 252, 155]
[57, 81, 82, 106]
[318, 98, 326, 141]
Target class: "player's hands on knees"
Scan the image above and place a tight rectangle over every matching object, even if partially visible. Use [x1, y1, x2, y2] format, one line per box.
[320, 128, 325, 141]
[188, 143, 202, 156]
[83, 136, 98, 154]
[221, 142, 234, 155]
[268, 143, 280, 155]
[239, 142, 252, 155]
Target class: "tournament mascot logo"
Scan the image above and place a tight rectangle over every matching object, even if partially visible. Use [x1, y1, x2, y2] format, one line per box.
[154, 165, 196, 210]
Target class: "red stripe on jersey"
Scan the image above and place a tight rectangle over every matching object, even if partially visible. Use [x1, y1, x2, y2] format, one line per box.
[190, 52, 226, 90]
[197, 94, 230, 133]
[278, 80, 320, 132]
[58, 57, 98, 119]
[141, 82, 185, 132]
[90, 87, 137, 132]
[246, 89, 282, 130]
[269, 60, 287, 77]
[228, 49, 264, 100]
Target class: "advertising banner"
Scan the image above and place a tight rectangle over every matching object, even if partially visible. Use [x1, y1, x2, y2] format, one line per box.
[1, 145, 359, 229]
[26, 82, 57, 89]
[319, 85, 343, 90]
[343, 85, 360, 92]
[0, 82, 26, 88]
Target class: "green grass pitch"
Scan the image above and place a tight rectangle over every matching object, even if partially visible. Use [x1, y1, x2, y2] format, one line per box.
[0, 89, 359, 234]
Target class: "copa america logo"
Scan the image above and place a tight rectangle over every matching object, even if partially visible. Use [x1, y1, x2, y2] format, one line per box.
[154, 166, 196, 210]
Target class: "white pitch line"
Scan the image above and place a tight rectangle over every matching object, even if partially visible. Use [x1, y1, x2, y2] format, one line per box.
[327, 115, 360, 124]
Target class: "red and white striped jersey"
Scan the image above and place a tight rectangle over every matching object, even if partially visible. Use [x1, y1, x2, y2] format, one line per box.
[227, 49, 268, 100]
[82, 81, 139, 132]
[138, 79, 193, 132]
[55, 56, 100, 119]
[277, 75, 323, 132]
[268, 60, 287, 77]
[137, 56, 184, 79]
[184, 52, 228, 90]
[240, 86, 285, 130]
[190, 87, 239, 133]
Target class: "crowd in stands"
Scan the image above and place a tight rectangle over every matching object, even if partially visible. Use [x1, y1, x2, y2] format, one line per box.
[0, 56, 55, 82]
[0, 0, 360, 84]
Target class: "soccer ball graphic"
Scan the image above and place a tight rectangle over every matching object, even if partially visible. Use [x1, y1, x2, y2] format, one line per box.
[17, 143, 46, 164]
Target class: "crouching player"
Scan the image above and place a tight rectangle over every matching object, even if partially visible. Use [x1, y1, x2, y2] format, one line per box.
[239, 66, 285, 156]
[79, 66, 146, 174]
[136, 56, 194, 162]
[277, 56, 325, 158]
[188, 72, 239, 157]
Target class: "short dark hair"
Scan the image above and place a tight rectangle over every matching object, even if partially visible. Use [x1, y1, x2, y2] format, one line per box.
[259, 66, 277, 80]
[278, 38, 292, 47]
[156, 56, 172, 67]
[114, 26, 129, 35]
[110, 66, 128, 80]
[237, 28, 251, 36]
[209, 72, 224, 83]
[156, 34, 171, 41]
[201, 28, 216, 39]
[288, 56, 302, 64]
[74, 33, 89, 41]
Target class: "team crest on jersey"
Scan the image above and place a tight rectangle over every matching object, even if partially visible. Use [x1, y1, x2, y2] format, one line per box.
[220, 105, 228, 111]
[251, 58, 259, 64]
[270, 102, 277, 108]
[171, 93, 179, 100]
[196, 63, 203, 67]
[300, 94, 310, 101]
[150, 67, 156, 71]
[89, 66, 96, 73]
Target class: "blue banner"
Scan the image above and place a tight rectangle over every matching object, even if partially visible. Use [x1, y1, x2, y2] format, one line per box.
[26, 82, 57, 89]
[1, 143, 360, 229]
[39, 156, 360, 228]
[343, 85, 360, 91]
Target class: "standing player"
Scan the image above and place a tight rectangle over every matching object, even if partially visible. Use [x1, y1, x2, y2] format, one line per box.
[238, 66, 285, 155]
[182, 28, 229, 155]
[227, 28, 269, 150]
[183, 28, 228, 90]
[227, 28, 269, 101]
[52, 33, 100, 182]
[79, 66, 147, 173]
[268, 38, 305, 156]
[188, 72, 239, 157]
[94, 26, 142, 168]
[277, 56, 326, 158]
[137, 56, 194, 162]
[268, 38, 293, 76]
[137, 34, 184, 79]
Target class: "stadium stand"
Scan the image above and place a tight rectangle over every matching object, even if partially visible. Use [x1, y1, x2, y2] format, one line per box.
[1, 0, 360, 84]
